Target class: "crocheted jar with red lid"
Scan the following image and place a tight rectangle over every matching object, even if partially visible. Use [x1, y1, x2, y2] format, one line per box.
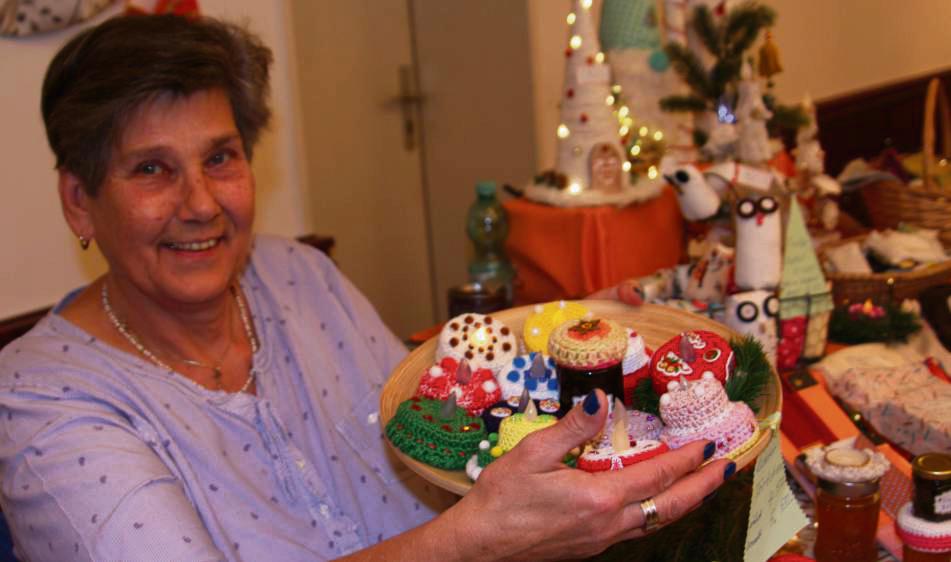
[548, 318, 626, 414]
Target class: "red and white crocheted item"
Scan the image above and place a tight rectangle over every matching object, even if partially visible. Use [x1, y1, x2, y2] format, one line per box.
[777, 317, 806, 371]
[436, 313, 518, 374]
[649, 330, 734, 395]
[622, 328, 653, 404]
[895, 502, 951, 554]
[577, 440, 669, 472]
[659, 374, 757, 458]
[417, 357, 501, 416]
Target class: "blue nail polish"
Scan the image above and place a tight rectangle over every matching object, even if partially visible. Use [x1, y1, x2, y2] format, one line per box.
[582, 391, 600, 415]
[724, 462, 737, 480]
[703, 442, 716, 460]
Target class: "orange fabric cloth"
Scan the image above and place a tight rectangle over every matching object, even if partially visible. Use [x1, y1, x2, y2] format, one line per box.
[504, 188, 685, 304]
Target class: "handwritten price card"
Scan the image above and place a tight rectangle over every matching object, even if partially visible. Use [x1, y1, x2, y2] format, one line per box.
[744, 434, 809, 562]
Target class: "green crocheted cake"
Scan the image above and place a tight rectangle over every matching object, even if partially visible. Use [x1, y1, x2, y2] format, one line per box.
[386, 397, 487, 470]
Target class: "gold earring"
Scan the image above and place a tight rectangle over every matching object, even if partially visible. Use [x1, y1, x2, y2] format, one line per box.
[79, 236, 90, 250]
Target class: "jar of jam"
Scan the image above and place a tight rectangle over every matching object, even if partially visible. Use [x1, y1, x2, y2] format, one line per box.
[814, 478, 881, 562]
[804, 447, 891, 562]
[911, 453, 951, 523]
[547, 318, 627, 415]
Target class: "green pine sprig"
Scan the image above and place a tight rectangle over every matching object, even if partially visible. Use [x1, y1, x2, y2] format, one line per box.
[659, 94, 709, 113]
[724, 336, 771, 412]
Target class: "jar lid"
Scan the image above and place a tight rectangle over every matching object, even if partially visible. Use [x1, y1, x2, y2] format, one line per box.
[912, 453, 951, 481]
[548, 318, 627, 369]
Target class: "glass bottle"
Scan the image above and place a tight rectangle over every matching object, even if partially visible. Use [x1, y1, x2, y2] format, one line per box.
[466, 181, 514, 307]
[814, 478, 881, 562]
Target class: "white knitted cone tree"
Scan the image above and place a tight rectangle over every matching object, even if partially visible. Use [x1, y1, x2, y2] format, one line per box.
[735, 61, 773, 165]
[556, 0, 629, 195]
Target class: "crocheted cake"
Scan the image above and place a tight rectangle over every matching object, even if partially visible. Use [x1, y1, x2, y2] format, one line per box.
[650, 330, 734, 395]
[627, 409, 664, 441]
[481, 396, 561, 434]
[417, 357, 501, 415]
[385, 397, 487, 470]
[498, 352, 559, 401]
[621, 328, 653, 405]
[578, 440, 669, 472]
[498, 407, 557, 453]
[436, 313, 518, 373]
[548, 318, 627, 369]
[659, 373, 758, 460]
[523, 300, 591, 353]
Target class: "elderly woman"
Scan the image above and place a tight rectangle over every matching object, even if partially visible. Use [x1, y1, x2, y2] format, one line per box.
[0, 14, 731, 562]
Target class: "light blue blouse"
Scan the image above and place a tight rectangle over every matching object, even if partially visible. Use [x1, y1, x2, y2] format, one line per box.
[0, 235, 454, 561]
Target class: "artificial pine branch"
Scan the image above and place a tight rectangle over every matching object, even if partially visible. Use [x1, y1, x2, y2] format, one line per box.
[664, 42, 714, 99]
[659, 94, 709, 112]
[829, 304, 922, 344]
[633, 377, 661, 416]
[725, 336, 771, 412]
[723, 2, 776, 59]
[693, 4, 722, 57]
[710, 58, 742, 99]
[768, 103, 810, 134]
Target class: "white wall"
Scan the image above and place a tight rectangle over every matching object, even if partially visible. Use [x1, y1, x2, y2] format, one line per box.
[0, 1, 309, 318]
[528, 0, 951, 172]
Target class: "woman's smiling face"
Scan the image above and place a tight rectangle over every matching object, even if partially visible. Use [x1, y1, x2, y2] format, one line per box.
[82, 88, 255, 308]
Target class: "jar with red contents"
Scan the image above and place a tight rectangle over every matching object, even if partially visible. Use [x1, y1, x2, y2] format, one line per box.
[896, 453, 951, 561]
[548, 318, 627, 415]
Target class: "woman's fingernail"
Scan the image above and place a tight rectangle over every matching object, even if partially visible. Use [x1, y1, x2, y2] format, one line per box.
[724, 462, 737, 480]
[582, 391, 600, 415]
[703, 442, 716, 460]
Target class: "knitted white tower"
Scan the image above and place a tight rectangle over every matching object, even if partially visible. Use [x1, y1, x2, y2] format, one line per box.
[556, 0, 629, 196]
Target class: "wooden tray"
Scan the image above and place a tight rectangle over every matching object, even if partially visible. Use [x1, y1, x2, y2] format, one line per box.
[380, 301, 782, 495]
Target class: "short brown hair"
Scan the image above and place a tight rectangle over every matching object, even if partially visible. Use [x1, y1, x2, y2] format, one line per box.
[41, 14, 273, 196]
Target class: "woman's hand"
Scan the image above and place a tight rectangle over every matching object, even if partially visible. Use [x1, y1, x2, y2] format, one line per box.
[586, 279, 645, 307]
[444, 390, 732, 561]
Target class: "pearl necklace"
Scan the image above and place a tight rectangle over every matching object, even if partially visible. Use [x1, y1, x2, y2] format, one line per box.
[101, 283, 259, 393]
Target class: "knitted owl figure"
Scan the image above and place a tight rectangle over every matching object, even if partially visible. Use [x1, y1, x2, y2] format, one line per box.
[734, 194, 782, 290]
[661, 160, 721, 221]
[725, 290, 779, 365]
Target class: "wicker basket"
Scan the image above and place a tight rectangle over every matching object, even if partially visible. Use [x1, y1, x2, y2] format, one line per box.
[820, 235, 951, 306]
[861, 78, 951, 247]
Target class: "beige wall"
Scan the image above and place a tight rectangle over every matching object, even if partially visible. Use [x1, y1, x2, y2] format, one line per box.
[529, 0, 951, 171]
[0, 1, 310, 318]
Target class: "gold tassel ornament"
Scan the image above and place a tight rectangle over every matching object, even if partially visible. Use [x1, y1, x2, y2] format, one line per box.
[757, 31, 783, 80]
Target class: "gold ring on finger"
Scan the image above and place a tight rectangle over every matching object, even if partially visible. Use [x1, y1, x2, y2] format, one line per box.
[639, 497, 661, 532]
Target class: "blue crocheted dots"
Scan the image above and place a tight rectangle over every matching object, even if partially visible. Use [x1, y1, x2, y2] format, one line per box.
[547, 379, 558, 391]
[649, 49, 670, 72]
[513, 357, 526, 369]
[506, 370, 520, 382]
[525, 379, 538, 391]
[544, 369, 553, 379]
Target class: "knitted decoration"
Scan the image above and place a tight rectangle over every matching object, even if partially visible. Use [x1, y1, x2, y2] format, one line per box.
[498, 352, 559, 401]
[802, 446, 890, 483]
[436, 313, 518, 373]
[417, 357, 501, 415]
[498, 412, 557, 452]
[385, 397, 487, 470]
[523, 300, 591, 353]
[659, 373, 758, 459]
[649, 330, 734, 395]
[627, 409, 664, 442]
[578, 440, 669, 472]
[896, 502, 951, 553]
[548, 318, 627, 369]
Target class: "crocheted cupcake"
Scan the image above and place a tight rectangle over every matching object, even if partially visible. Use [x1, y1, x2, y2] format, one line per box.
[548, 318, 628, 369]
[385, 397, 487, 470]
[659, 373, 758, 460]
[481, 395, 561, 434]
[498, 352, 559, 401]
[436, 313, 518, 373]
[622, 328, 653, 405]
[650, 330, 734, 396]
[417, 357, 501, 415]
[523, 300, 591, 353]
